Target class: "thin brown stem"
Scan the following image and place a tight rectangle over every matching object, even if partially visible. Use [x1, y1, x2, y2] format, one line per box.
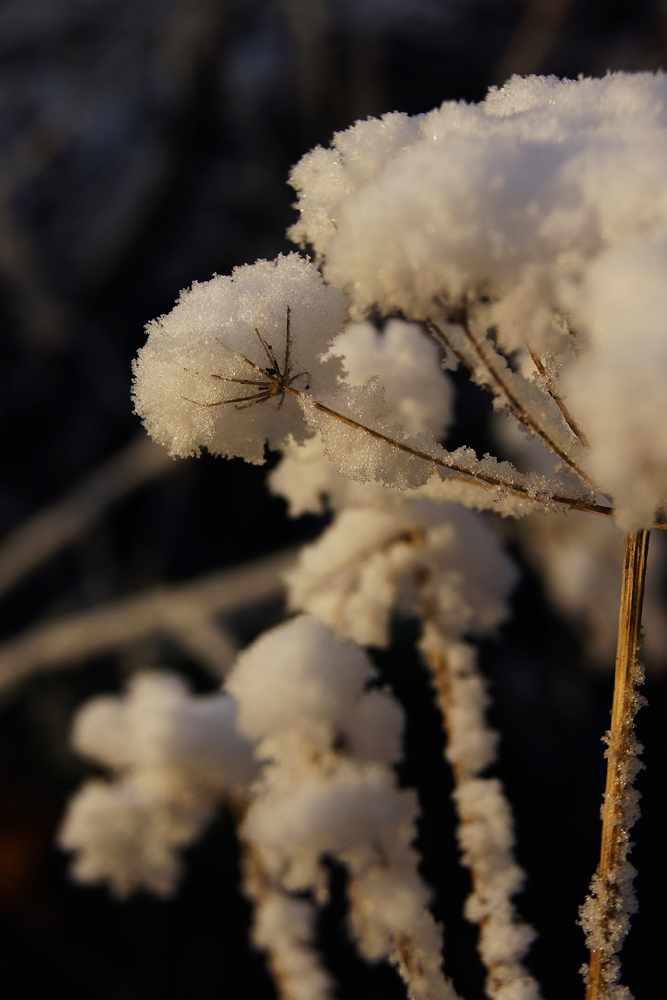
[584, 530, 650, 1000]
[526, 344, 590, 447]
[301, 394, 667, 528]
[284, 304, 292, 375]
[184, 391, 271, 408]
[429, 311, 594, 489]
[254, 326, 281, 372]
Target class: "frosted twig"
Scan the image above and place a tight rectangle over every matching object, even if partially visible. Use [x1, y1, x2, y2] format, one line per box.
[581, 530, 650, 1000]
[0, 434, 176, 600]
[0, 548, 296, 694]
[298, 390, 667, 528]
[525, 345, 589, 448]
[243, 843, 334, 1000]
[419, 622, 542, 1000]
[228, 617, 458, 1000]
[59, 676, 257, 899]
[427, 308, 593, 489]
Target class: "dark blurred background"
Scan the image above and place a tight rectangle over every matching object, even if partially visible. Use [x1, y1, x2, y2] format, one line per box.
[1, 1, 667, 997]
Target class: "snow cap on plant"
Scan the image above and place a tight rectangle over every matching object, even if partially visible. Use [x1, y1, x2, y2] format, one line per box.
[288, 71, 667, 529]
[291, 73, 667, 332]
[132, 253, 347, 462]
[326, 318, 454, 439]
[285, 499, 518, 647]
[226, 615, 403, 767]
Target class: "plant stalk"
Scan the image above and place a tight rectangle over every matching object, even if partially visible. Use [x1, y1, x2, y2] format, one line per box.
[291, 389, 667, 528]
[584, 529, 650, 1000]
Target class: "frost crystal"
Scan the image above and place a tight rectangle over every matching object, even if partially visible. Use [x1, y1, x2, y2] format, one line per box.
[326, 318, 454, 438]
[285, 499, 517, 647]
[561, 233, 667, 529]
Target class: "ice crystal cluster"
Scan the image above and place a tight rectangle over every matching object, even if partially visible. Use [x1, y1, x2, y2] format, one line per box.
[64, 70, 667, 999]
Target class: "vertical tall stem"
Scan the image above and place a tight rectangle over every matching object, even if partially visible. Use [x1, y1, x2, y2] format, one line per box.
[584, 530, 650, 1000]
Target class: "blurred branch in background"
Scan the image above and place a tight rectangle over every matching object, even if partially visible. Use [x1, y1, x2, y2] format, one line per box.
[493, 0, 579, 84]
[0, 435, 176, 600]
[0, 547, 295, 696]
[0, 163, 66, 348]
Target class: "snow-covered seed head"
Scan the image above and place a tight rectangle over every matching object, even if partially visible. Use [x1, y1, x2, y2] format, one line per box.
[132, 254, 347, 463]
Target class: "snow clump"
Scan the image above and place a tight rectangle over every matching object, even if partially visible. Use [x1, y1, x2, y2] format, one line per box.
[59, 672, 256, 898]
[132, 253, 346, 462]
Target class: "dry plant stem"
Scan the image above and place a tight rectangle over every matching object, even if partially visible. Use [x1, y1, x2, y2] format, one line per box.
[585, 529, 650, 1000]
[525, 344, 590, 447]
[491, 0, 579, 84]
[299, 392, 667, 528]
[428, 313, 594, 488]
[393, 931, 444, 1000]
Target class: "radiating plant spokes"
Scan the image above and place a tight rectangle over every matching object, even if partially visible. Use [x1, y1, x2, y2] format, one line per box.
[183, 305, 309, 411]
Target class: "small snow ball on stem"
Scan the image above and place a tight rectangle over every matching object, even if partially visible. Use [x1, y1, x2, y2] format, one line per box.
[132, 254, 347, 463]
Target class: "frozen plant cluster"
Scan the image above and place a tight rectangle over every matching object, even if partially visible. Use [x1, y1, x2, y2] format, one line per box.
[228, 616, 454, 1000]
[272, 430, 541, 999]
[61, 617, 460, 1000]
[287, 70, 667, 530]
[59, 673, 256, 898]
[66, 70, 667, 999]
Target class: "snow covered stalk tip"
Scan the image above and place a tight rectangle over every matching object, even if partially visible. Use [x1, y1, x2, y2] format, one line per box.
[420, 623, 541, 1000]
[581, 530, 650, 1000]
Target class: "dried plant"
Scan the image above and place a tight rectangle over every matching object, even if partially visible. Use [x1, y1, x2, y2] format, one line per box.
[53, 71, 667, 999]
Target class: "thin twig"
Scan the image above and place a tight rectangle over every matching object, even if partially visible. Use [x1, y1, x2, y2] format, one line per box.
[583, 530, 650, 999]
[298, 393, 667, 528]
[428, 310, 594, 488]
[491, 0, 579, 85]
[525, 344, 590, 447]
[0, 435, 177, 600]
[243, 842, 334, 1000]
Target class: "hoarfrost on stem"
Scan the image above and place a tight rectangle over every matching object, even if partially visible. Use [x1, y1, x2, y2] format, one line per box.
[277, 441, 539, 997]
[227, 616, 458, 1000]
